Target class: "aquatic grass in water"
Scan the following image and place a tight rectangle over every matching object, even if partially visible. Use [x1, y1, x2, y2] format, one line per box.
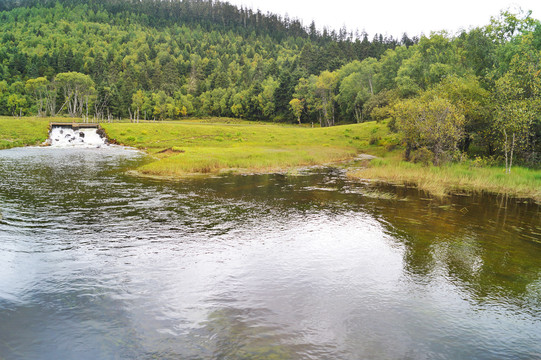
[350, 158, 541, 201]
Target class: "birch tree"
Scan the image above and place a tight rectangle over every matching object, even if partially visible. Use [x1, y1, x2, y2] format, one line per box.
[55, 72, 96, 118]
[492, 74, 533, 174]
[315, 71, 338, 127]
[25, 77, 48, 117]
[289, 98, 303, 124]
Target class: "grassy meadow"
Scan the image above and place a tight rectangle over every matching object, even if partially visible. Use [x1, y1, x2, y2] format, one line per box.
[101, 118, 393, 176]
[0, 116, 50, 149]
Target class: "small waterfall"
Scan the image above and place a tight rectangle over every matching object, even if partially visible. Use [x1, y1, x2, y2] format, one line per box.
[48, 125, 108, 148]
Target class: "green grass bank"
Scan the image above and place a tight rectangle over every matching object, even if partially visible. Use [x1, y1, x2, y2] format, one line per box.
[101, 118, 391, 176]
[1, 116, 540, 202]
[0, 116, 50, 149]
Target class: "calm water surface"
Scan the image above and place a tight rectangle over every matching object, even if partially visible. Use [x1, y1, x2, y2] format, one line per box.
[0, 147, 540, 359]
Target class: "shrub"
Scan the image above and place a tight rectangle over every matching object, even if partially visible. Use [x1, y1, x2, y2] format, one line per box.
[470, 155, 497, 168]
[411, 147, 434, 166]
[369, 135, 381, 145]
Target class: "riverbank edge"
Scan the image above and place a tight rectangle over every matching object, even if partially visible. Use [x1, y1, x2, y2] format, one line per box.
[1, 116, 540, 203]
[347, 159, 541, 204]
[128, 153, 375, 181]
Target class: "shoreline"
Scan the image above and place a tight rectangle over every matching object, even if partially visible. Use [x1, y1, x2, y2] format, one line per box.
[1, 116, 540, 203]
[347, 159, 541, 204]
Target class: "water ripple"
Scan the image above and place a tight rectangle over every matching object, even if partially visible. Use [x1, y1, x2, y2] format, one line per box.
[0, 147, 540, 359]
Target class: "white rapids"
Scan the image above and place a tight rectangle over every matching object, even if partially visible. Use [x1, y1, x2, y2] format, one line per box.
[48, 126, 107, 147]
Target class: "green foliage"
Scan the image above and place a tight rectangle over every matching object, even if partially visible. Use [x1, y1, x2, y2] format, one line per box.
[336, 58, 377, 123]
[0, 0, 402, 121]
[282, 8, 541, 169]
[393, 95, 465, 165]
[485, 8, 537, 44]
[492, 74, 536, 173]
[25, 77, 48, 116]
[411, 146, 434, 166]
[288, 98, 303, 124]
[315, 70, 338, 126]
[54, 71, 95, 117]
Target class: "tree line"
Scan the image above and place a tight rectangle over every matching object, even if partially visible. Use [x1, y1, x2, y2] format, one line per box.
[0, 0, 407, 121]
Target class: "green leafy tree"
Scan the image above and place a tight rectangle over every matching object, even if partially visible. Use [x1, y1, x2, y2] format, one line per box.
[336, 58, 378, 122]
[364, 89, 400, 123]
[492, 73, 536, 173]
[289, 98, 304, 124]
[491, 32, 541, 170]
[338, 72, 368, 122]
[293, 76, 320, 124]
[426, 75, 490, 152]
[374, 46, 413, 91]
[230, 90, 250, 118]
[315, 70, 338, 126]
[7, 93, 28, 118]
[55, 72, 95, 117]
[485, 8, 537, 44]
[173, 91, 193, 117]
[0, 80, 9, 114]
[152, 91, 169, 120]
[25, 77, 49, 117]
[131, 89, 146, 122]
[258, 76, 279, 119]
[393, 95, 465, 165]
[395, 33, 461, 97]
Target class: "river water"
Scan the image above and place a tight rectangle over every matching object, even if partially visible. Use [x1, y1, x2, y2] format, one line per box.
[0, 146, 540, 360]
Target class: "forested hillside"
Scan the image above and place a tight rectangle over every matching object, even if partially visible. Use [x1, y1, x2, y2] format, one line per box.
[0, 0, 402, 121]
[0, 0, 540, 168]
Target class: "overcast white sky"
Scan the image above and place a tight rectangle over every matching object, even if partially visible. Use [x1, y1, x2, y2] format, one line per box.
[226, 0, 541, 38]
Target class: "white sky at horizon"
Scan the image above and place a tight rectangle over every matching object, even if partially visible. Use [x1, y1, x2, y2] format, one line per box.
[225, 0, 541, 39]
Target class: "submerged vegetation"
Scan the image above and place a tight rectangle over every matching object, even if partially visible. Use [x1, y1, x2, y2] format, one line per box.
[348, 157, 541, 202]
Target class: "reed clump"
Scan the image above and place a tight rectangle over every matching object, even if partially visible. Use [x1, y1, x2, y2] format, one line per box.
[348, 157, 541, 202]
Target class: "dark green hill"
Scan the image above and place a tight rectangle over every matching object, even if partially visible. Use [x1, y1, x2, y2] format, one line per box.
[0, 0, 402, 120]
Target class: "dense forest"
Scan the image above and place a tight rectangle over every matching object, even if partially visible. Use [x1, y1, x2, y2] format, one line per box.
[0, 0, 540, 167]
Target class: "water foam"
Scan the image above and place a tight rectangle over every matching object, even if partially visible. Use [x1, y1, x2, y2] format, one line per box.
[48, 126, 107, 147]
